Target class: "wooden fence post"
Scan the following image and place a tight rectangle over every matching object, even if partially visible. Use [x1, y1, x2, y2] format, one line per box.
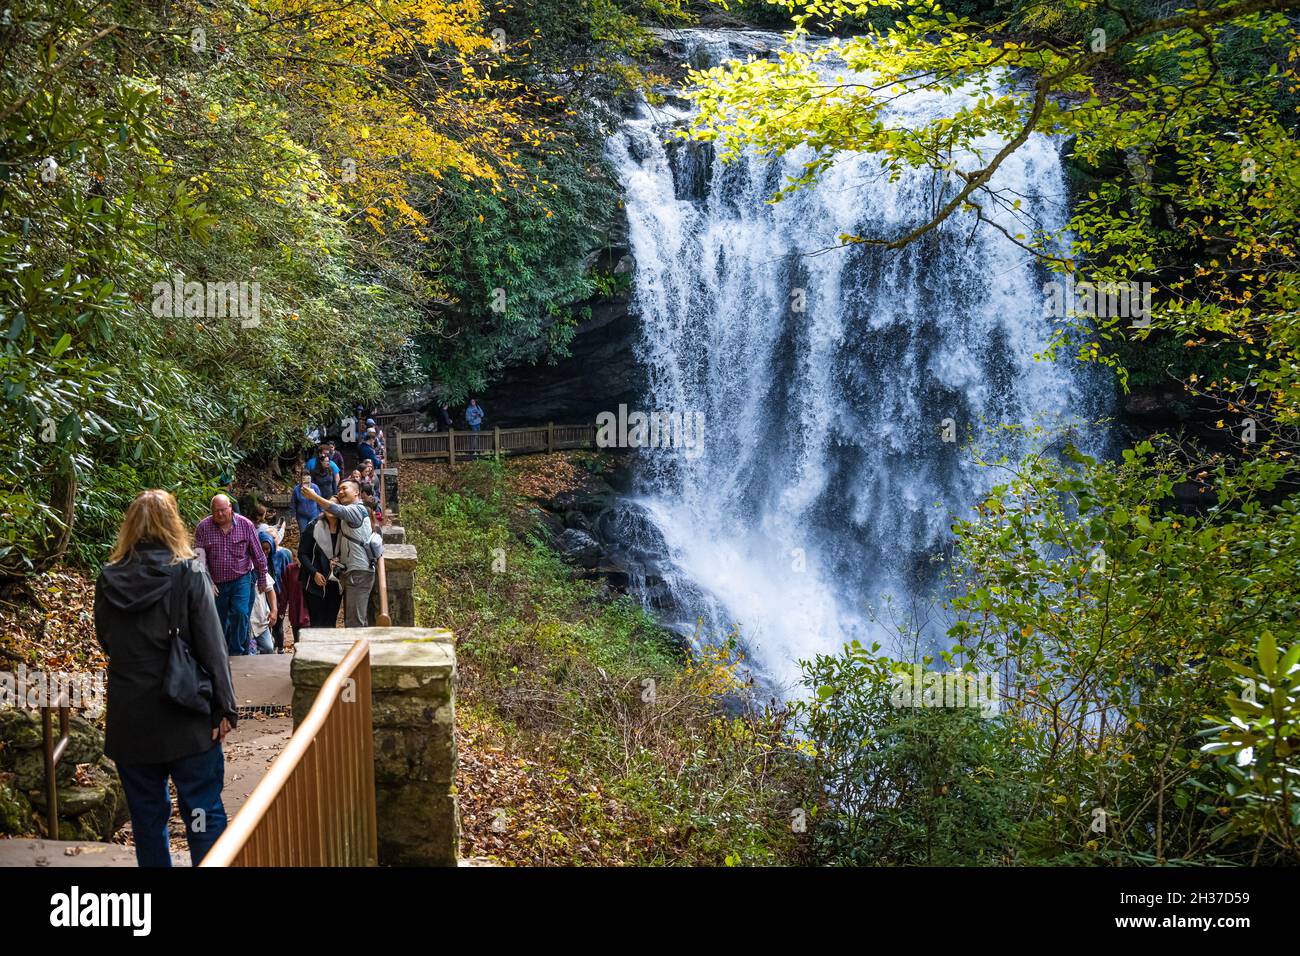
[391, 427, 402, 462]
[547, 421, 554, 454]
[448, 428, 456, 466]
[493, 425, 500, 461]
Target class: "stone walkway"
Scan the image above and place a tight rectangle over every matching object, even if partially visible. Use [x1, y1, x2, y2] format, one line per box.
[229, 652, 294, 708]
[0, 655, 293, 867]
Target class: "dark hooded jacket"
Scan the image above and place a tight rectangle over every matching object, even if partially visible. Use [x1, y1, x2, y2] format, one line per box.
[94, 544, 238, 765]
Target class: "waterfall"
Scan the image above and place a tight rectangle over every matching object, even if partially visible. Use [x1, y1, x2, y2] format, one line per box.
[604, 30, 1109, 695]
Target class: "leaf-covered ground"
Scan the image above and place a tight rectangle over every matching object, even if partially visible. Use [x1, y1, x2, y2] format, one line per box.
[0, 570, 104, 673]
[456, 707, 644, 866]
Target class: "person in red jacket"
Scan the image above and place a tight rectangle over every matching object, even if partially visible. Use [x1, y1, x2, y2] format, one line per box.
[278, 559, 312, 649]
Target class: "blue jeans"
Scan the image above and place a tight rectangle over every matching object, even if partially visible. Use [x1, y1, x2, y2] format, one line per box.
[296, 515, 312, 534]
[117, 743, 227, 867]
[215, 571, 255, 656]
[251, 629, 274, 655]
[468, 421, 481, 432]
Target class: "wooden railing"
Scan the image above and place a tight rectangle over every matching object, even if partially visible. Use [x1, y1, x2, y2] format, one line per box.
[375, 437, 391, 627]
[201, 639, 377, 867]
[396, 422, 598, 462]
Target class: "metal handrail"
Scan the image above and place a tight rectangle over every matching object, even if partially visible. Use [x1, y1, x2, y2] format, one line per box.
[41, 703, 71, 839]
[201, 638, 377, 866]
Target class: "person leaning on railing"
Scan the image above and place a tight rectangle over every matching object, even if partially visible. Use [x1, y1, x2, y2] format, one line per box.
[94, 489, 239, 867]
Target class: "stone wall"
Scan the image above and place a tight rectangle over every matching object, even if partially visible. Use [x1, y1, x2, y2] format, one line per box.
[0, 709, 129, 840]
[368, 543, 416, 627]
[290, 627, 457, 866]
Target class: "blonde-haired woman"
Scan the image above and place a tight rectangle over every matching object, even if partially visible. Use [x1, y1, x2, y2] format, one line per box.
[94, 489, 238, 867]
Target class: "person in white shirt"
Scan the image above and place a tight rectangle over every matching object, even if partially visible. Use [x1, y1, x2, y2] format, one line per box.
[257, 509, 286, 546]
[249, 532, 279, 653]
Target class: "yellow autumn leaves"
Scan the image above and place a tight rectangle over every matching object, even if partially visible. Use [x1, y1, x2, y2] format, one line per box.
[247, 0, 555, 237]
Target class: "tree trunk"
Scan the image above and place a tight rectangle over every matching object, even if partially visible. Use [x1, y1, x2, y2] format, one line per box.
[30, 470, 77, 574]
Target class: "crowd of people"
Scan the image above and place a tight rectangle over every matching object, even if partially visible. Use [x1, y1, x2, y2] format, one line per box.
[91, 417, 389, 866]
[194, 429, 386, 658]
[73, 402, 495, 868]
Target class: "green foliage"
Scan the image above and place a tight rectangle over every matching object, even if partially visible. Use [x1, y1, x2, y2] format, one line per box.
[1, 27, 223, 572]
[0, 0, 520, 572]
[407, 0, 701, 401]
[404, 460, 806, 865]
[589, 268, 632, 299]
[0, 0, 679, 571]
[797, 439, 1300, 865]
[948, 439, 1298, 864]
[796, 645, 1027, 865]
[1199, 634, 1300, 858]
[714, 0, 801, 29]
[494, 0, 690, 86]
[418, 146, 619, 400]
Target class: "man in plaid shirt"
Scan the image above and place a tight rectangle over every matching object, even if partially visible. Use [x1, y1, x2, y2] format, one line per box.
[195, 494, 270, 656]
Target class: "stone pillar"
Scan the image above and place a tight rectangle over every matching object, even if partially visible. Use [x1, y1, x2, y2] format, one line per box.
[381, 524, 405, 545]
[291, 627, 457, 866]
[369, 542, 416, 627]
[382, 467, 399, 516]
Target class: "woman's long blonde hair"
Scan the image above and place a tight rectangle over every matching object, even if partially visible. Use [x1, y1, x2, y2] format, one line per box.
[107, 489, 195, 565]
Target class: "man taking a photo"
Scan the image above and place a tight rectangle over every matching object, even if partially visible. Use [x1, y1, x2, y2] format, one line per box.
[298, 480, 375, 627]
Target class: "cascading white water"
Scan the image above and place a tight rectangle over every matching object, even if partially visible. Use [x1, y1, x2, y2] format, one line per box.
[605, 30, 1109, 695]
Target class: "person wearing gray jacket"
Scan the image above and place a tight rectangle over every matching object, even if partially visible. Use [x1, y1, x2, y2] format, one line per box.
[299, 479, 375, 627]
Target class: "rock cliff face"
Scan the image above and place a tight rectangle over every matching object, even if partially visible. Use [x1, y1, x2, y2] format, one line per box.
[525, 453, 693, 654]
[479, 294, 646, 427]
